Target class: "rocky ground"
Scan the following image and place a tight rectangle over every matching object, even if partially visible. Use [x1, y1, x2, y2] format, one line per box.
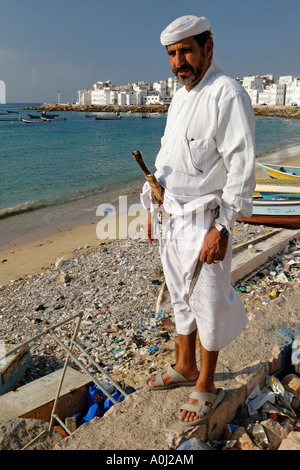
[1, 221, 300, 450]
[1, 221, 299, 390]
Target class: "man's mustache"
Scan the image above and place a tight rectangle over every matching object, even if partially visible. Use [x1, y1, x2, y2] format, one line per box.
[174, 65, 194, 74]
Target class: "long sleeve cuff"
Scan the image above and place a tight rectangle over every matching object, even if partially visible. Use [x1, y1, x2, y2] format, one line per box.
[215, 201, 239, 230]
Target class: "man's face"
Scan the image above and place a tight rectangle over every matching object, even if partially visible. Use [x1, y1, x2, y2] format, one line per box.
[167, 36, 213, 91]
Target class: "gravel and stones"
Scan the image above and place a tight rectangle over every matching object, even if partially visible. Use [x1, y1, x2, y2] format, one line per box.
[0, 221, 298, 391]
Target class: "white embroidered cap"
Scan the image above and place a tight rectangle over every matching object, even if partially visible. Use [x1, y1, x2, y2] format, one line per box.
[160, 15, 213, 46]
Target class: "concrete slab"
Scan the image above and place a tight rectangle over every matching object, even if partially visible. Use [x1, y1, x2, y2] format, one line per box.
[231, 228, 300, 283]
[0, 367, 92, 423]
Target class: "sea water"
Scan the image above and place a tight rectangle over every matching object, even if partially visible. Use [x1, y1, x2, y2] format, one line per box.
[1, 103, 300, 248]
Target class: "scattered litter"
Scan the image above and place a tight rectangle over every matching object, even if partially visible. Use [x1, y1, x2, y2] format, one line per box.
[177, 332, 300, 451]
[233, 238, 300, 311]
[245, 385, 275, 416]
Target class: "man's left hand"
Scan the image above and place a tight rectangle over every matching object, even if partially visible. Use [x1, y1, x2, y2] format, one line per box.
[200, 227, 228, 264]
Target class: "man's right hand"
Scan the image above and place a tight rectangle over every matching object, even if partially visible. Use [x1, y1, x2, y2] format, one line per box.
[145, 216, 158, 244]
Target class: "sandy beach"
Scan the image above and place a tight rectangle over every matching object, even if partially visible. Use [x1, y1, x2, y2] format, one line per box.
[1, 150, 300, 286]
[0, 189, 147, 286]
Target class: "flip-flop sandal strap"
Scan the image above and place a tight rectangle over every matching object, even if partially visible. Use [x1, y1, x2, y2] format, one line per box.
[180, 403, 204, 414]
[190, 391, 218, 403]
[155, 371, 165, 387]
[166, 365, 186, 383]
[181, 391, 221, 415]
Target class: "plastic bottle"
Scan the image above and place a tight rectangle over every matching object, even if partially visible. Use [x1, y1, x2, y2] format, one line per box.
[87, 384, 104, 407]
[81, 403, 104, 423]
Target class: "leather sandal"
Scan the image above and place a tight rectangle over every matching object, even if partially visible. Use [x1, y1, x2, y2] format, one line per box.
[179, 388, 225, 426]
[146, 365, 199, 390]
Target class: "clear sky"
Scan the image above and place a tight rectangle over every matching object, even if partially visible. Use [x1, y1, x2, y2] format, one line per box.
[1, 0, 299, 103]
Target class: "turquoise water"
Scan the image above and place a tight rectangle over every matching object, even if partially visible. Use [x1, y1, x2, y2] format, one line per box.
[1, 103, 300, 246]
[0, 104, 165, 217]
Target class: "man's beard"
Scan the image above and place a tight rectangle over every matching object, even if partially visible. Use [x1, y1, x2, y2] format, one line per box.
[173, 63, 204, 86]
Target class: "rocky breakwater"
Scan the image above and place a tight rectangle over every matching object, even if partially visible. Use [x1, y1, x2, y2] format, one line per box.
[26, 103, 169, 114]
[253, 105, 300, 119]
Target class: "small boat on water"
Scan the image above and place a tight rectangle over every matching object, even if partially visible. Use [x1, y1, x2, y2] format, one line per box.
[95, 115, 122, 120]
[40, 114, 57, 119]
[0, 342, 31, 395]
[257, 162, 300, 180]
[27, 114, 41, 119]
[40, 116, 66, 122]
[21, 118, 48, 124]
[239, 197, 300, 228]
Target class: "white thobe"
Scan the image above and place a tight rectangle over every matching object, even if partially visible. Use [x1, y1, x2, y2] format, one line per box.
[141, 64, 255, 351]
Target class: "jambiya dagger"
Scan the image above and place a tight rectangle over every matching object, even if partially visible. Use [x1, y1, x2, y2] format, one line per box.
[132, 150, 164, 205]
[132, 149, 203, 296]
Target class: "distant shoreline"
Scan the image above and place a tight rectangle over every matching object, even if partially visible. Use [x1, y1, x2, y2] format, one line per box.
[26, 103, 300, 119]
[26, 103, 169, 114]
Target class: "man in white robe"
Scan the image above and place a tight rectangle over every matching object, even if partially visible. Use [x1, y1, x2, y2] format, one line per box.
[142, 15, 255, 426]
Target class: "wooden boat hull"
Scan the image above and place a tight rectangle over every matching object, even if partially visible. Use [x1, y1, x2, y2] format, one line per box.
[0, 343, 31, 395]
[95, 116, 122, 120]
[255, 184, 300, 200]
[239, 198, 300, 228]
[22, 118, 47, 124]
[240, 214, 300, 228]
[41, 112, 59, 118]
[257, 163, 300, 180]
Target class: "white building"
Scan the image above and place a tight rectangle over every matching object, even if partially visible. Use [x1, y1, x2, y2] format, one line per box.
[242, 76, 264, 92]
[91, 87, 112, 105]
[0, 80, 6, 104]
[133, 83, 148, 104]
[279, 76, 300, 105]
[153, 80, 167, 95]
[168, 77, 183, 96]
[242, 76, 264, 104]
[77, 89, 91, 105]
[258, 87, 271, 105]
[269, 83, 285, 105]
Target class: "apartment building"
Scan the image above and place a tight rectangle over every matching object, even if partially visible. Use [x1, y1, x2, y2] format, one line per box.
[269, 83, 285, 105]
[279, 76, 300, 105]
[77, 89, 91, 105]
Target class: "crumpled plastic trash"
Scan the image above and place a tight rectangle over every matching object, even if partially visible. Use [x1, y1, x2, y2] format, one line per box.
[262, 401, 296, 423]
[245, 385, 275, 416]
[246, 423, 269, 450]
[177, 438, 214, 450]
[266, 375, 296, 416]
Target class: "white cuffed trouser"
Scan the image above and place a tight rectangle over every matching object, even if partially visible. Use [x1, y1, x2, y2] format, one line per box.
[141, 183, 248, 352]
